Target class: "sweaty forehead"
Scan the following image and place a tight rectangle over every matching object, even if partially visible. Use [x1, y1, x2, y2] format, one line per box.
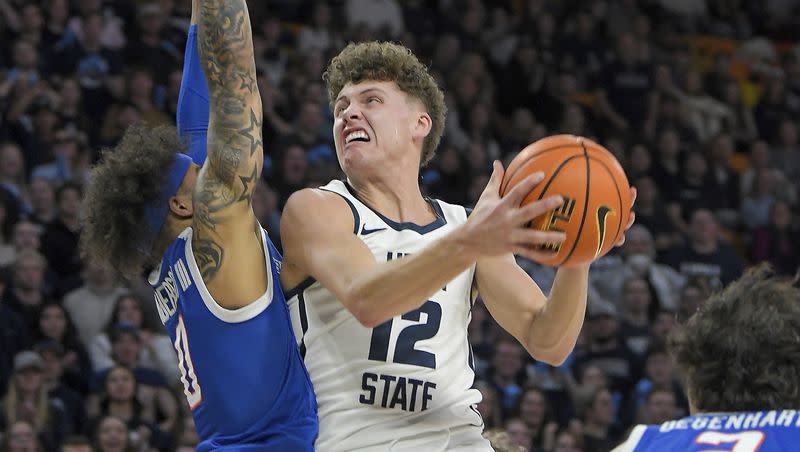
[336, 80, 398, 100]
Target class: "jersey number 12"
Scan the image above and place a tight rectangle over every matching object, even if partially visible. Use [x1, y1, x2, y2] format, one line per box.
[368, 300, 442, 369]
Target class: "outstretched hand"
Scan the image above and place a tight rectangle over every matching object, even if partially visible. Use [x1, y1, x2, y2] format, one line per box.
[461, 161, 566, 262]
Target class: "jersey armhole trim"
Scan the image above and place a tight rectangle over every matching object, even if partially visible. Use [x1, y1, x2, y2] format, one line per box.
[613, 425, 648, 452]
[183, 227, 275, 323]
[319, 187, 360, 234]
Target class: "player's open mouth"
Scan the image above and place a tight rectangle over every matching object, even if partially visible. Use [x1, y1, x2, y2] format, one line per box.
[345, 129, 370, 143]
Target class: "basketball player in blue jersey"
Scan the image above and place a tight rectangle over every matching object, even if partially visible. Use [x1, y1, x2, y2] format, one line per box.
[80, 0, 317, 450]
[280, 42, 636, 450]
[613, 265, 800, 452]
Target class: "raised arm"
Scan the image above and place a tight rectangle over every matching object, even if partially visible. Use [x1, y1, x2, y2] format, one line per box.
[176, 0, 210, 165]
[193, 0, 265, 307]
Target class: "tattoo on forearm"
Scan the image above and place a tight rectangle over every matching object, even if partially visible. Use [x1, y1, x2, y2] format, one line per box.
[193, 0, 263, 281]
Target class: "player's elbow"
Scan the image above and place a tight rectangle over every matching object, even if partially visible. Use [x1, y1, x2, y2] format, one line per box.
[526, 336, 572, 367]
[347, 298, 383, 328]
[535, 349, 569, 367]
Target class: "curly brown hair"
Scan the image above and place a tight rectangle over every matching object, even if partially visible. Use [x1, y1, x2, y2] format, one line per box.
[81, 124, 185, 279]
[668, 264, 800, 413]
[323, 41, 446, 167]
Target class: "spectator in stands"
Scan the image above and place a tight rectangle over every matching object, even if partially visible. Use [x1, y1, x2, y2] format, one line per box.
[124, 4, 181, 86]
[91, 415, 132, 452]
[89, 326, 177, 442]
[1, 419, 43, 452]
[572, 302, 640, 402]
[664, 208, 744, 289]
[31, 128, 90, 185]
[87, 365, 171, 451]
[594, 32, 655, 134]
[0, 351, 69, 450]
[475, 380, 503, 431]
[667, 150, 724, 233]
[515, 387, 558, 452]
[504, 418, 532, 452]
[552, 429, 582, 452]
[629, 341, 688, 421]
[33, 303, 91, 395]
[5, 250, 51, 332]
[26, 177, 56, 226]
[41, 181, 83, 295]
[640, 388, 677, 424]
[618, 276, 655, 357]
[0, 142, 28, 208]
[60, 435, 93, 452]
[0, 267, 29, 399]
[706, 133, 741, 226]
[62, 258, 126, 346]
[739, 139, 796, 206]
[34, 340, 86, 439]
[88, 293, 177, 385]
[771, 117, 800, 184]
[53, 12, 124, 121]
[576, 385, 618, 452]
[676, 277, 713, 323]
[740, 167, 779, 230]
[0, 215, 38, 266]
[750, 199, 799, 276]
[488, 338, 527, 416]
[591, 224, 686, 312]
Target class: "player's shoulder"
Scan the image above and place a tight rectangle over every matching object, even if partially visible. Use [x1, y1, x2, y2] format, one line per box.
[282, 183, 359, 235]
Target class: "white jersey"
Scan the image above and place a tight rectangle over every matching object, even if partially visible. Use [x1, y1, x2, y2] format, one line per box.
[287, 180, 491, 451]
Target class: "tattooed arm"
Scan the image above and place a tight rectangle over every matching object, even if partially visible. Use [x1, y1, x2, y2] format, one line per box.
[193, 0, 266, 308]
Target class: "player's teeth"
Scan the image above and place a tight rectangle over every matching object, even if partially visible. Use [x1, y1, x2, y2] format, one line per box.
[346, 131, 368, 142]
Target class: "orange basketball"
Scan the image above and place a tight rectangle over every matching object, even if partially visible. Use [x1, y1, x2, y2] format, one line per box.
[499, 134, 631, 267]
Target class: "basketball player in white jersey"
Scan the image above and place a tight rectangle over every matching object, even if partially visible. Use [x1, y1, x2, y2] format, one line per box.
[280, 42, 635, 451]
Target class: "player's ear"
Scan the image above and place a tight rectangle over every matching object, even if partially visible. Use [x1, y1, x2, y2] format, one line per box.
[413, 112, 432, 140]
[169, 195, 193, 219]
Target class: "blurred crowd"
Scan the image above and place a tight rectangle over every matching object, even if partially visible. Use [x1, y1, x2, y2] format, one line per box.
[0, 0, 798, 451]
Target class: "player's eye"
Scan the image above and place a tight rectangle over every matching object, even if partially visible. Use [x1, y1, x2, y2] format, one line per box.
[367, 97, 381, 104]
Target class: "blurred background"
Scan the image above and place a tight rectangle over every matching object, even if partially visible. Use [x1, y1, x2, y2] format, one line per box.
[0, 0, 798, 451]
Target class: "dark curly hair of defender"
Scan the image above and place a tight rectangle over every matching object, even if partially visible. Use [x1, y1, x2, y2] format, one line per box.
[81, 125, 186, 279]
[323, 41, 446, 167]
[668, 264, 800, 413]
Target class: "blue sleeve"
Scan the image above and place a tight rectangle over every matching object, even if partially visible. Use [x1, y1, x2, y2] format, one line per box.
[176, 24, 210, 166]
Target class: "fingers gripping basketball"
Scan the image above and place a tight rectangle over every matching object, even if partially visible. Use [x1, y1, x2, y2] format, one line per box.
[500, 135, 632, 267]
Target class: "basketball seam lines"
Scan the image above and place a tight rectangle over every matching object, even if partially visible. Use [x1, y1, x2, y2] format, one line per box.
[557, 143, 591, 266]
[499, 144, 580, 196]
[587, 156, 625, 249]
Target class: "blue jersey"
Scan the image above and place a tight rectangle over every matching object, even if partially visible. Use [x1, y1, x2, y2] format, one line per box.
[616, 411, 800, 452]
[149, 227, 317, 451]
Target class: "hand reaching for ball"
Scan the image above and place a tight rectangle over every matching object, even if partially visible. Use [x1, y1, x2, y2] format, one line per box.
[460, 160, 567, 262]
[613, 186, 637, 247]
[499, 134, 635, 267]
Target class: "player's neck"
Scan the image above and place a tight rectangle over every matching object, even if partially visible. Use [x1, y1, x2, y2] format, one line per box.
[154, 217, 192, 259]
[347, 173, 436, 225]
